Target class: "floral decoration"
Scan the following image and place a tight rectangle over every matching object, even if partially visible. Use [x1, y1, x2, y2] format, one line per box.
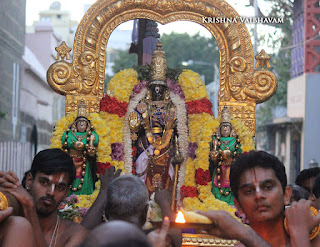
[180, 185, 198, 200]
[96, 162, 111, 175]
[58, 194, 87, 223]
[99, 95, 128, 117]
[195, 168, 211, 186]
[186, 98, 213, 115]
[178, 69, 246, 219]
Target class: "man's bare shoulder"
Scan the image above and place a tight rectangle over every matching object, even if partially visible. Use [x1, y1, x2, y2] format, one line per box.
[57, 218, 88, 247]
[60, 218, 88, 234]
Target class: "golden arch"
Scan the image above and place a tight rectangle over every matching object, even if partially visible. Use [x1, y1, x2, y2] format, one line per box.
[47, 0, 277, 135]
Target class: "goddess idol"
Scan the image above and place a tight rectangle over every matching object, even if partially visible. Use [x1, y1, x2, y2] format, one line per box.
[62, 100, 99, 195]
[210, 106, 242, 205]
[128, 43, 185, 196]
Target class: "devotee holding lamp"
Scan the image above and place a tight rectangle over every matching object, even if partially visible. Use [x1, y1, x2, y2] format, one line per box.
[0, 149, 88, 247]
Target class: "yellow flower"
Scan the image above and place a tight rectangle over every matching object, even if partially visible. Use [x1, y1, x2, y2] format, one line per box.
[178, 70, 209, 102]
[107, 69, 139, 103]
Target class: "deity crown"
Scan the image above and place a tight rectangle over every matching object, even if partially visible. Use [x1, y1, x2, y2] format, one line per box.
[220, 106, 231, 125]
[77, 99, 88, 118]
[150, 42, 167, 84]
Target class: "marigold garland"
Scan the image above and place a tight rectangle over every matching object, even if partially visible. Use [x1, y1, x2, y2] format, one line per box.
[178, 70, 241, 218]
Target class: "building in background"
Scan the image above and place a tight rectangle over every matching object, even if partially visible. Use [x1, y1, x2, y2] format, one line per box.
[27, 1, 78, 48]
[256, 0, 320, 183]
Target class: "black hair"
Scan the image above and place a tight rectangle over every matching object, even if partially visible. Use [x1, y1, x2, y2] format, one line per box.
[295, 167, 320, 187]
[30, 148, 76, 185]
[289, 184, 310, 201]
[230, 150, 287, 200]
[312, 174, 320, 198]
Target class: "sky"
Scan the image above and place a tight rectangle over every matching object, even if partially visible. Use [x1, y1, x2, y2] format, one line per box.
[26, 0, 254, 37]
[25, 0, 281, 53]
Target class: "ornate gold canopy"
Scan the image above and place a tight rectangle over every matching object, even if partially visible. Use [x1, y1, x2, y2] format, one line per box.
[47, 0, 277, 135]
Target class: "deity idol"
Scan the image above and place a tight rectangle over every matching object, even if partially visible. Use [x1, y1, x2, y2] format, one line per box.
[62, 100, 99, 195]
[209, 106, 242, 205]
[128, 43, 183, 196]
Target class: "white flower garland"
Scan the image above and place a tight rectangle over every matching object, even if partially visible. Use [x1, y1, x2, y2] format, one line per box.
[169, 91, 188, 201]
[123, 88, 147, 174]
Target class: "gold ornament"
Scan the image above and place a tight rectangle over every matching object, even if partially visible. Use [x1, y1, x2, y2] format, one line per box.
[150, 42, 167, 83]
[77, 99, 88, 118]
[0, 192, 8, 211]
[220, 106, 231, 125]
[74, 141, 85, 150]
[55, 41, 72, 60]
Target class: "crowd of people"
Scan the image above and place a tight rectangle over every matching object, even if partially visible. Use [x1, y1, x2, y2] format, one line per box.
[0, 149, 320, 247]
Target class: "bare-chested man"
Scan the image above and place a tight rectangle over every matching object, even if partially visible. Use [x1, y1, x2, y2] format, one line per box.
[228, 150, 320, 247]
[0, 148, 88, 247]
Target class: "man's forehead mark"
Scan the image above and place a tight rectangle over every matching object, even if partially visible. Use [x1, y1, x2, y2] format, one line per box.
[58, 174, 65, 183]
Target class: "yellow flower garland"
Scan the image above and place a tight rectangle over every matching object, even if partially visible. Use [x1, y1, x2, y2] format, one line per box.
[178, 70, 255, 218]
[100, 68, 140, 172]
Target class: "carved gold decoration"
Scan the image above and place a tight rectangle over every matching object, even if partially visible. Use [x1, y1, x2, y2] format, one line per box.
[46, 0, 278, 135]
[55, 41, 72, 60]
[47, 0, 259, 116]
[255, 49, 271, 69]
[182, 234, 238, 246]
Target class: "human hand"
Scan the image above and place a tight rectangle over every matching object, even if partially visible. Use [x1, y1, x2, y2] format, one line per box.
[155, 189, 171, 208]
[147, 216, 170, 247]
[0, 171, 21, 188]
[197, 210, 249, 240]
[3, 184, 34, 210]
[0, 207, 13, 222]
[100, 166, 122, 192]
[285, 199, 320, 236]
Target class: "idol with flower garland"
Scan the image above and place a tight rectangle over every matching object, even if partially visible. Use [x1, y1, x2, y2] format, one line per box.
[128, 43, 184, 196]
[209, 106, 242, 205]
[62, 100, 99, 195]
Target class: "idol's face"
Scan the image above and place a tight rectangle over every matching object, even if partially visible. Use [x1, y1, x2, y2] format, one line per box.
[76, 118, 88, 132]
[150, 84, 166, 101]
[28, 172, 69, 217]
[234, 167, 290, 225]
[220, 124, 231, 137]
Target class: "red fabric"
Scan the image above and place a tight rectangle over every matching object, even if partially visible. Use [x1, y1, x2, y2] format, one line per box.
[195, 168, 211, 186]
[186, 98, 213, 115]
[180, 185, 198, 200]
[100, 95, 128, 117]
[96, 162, 111, 175]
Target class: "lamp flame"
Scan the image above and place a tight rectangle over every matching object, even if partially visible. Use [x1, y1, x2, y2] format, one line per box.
[175, 211, 186, 223]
